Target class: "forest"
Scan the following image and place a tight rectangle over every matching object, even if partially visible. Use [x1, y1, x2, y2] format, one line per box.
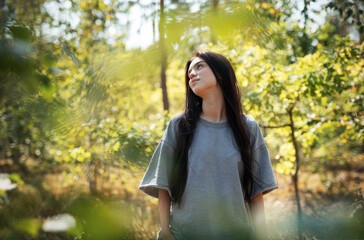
[0, 0, 363, 239]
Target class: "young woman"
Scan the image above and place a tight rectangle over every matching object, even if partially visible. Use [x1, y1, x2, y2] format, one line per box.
[139, 51, 279, 240]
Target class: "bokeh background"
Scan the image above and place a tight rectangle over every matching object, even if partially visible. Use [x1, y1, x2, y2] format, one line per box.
[0, 0, 363, 239]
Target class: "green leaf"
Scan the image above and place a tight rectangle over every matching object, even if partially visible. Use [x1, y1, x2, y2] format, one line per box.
[13, 218, 41, 237]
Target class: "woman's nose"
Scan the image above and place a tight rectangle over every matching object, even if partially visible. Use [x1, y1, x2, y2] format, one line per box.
[189, 70, 196, 79]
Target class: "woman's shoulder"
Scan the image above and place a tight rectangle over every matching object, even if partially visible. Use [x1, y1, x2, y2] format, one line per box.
[160, 112, 184, 148]
[241, 113, 259, 132]
[170, 111, 184, 123]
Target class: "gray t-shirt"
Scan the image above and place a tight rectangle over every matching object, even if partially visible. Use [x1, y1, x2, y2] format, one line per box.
[138, 112, 279, 240]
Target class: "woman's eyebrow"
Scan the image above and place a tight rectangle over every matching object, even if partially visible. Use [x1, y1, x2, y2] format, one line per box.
[188, 61, 205, 74]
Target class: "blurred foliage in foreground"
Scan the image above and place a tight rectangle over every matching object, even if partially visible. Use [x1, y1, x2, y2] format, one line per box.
[0, 172, 363, 239]
[0, 0, 363, 239]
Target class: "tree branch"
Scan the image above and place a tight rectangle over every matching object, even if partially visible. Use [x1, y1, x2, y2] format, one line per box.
[261, 124, 291, 128]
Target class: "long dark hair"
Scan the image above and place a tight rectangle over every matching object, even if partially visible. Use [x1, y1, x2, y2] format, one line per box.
[170, 51, 260, 206]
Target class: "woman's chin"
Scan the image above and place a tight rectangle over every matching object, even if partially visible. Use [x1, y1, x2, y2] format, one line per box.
[191, 87, 203, 97]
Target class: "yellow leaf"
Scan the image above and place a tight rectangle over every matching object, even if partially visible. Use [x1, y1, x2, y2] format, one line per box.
[77, 154, 84, 162]
[70, 151, 77, 159]
[98, 0, 106, 10]
[113, 141, 120, 151]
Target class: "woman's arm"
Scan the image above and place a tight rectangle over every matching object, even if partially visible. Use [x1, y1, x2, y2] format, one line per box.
[248, 192, 268, 240]
[158, 189, 175, 240]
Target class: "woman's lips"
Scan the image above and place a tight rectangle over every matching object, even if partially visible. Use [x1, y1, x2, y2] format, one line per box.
[190, 78, 199, 85]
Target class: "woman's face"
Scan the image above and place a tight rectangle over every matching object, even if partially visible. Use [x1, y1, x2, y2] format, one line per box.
[187, 57, 218, 97]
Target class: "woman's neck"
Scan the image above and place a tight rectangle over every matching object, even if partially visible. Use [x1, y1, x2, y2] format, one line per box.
[200, 89, 226, 123]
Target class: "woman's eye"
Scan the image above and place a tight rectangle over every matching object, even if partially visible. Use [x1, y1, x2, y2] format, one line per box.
[197, 64, 202, 69]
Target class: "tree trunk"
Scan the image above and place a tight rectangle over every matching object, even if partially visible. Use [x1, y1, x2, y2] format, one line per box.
[87, 132, 97, 194]
[302, 0, 309, 32]
[210, 0, 219, 43]
[159, 0, 169, 111]
[289, 108, 303, 240]
[87, 155, 99, 194]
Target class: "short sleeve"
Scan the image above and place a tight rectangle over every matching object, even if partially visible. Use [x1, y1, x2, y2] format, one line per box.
[249, 120, 279, 200]
[138, 113, 181, 199]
